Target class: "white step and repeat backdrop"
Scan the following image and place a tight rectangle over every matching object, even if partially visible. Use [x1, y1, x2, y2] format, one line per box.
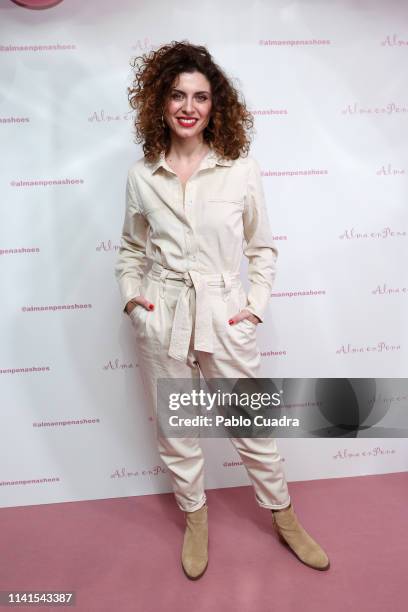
[1, 0, 407, 509]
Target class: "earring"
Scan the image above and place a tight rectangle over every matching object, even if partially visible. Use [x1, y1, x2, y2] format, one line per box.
[161, 112, 166, 128]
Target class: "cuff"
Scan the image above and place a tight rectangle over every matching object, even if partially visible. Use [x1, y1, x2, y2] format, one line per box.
[122, 291, 141, 313]
[245, 306, 263, 323]
[245, 284, 271, 323]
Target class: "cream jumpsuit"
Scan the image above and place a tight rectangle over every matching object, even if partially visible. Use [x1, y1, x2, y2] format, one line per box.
[114, 146, 291, 512]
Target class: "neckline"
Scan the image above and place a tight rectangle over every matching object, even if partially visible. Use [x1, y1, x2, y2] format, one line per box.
[164, 144, 212, 168]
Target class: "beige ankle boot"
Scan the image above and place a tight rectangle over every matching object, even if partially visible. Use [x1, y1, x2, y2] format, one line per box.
[272, 503, 330, 570]
[181, 503, 209, 579]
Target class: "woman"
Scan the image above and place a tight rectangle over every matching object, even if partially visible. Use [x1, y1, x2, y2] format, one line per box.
[115, 41, 330, 578]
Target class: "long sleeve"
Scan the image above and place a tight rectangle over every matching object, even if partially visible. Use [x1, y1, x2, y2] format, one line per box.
[242, 157, 279, 323]
[114, 170, 149, 312]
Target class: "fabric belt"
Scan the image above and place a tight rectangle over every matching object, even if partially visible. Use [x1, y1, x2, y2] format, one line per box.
[148, 262, 241, 362]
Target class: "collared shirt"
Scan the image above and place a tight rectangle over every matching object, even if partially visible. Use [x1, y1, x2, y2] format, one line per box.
[114, 145, 278, 322]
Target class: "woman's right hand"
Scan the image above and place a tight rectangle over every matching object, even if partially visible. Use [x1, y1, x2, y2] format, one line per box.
[125, 296, 155, 315]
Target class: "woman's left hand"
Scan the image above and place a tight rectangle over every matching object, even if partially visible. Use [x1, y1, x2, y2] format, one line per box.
[228, 309, 261, 326]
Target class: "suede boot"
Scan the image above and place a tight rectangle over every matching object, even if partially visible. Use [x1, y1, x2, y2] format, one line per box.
[181, 503, 208, 579]
[272, 503, 330, 570]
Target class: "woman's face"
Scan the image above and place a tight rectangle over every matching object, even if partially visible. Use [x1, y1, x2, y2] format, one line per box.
[163, 71, 212, 141]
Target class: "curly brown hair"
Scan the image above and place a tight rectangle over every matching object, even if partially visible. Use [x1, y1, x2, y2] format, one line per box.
[128, 40, 254, 162]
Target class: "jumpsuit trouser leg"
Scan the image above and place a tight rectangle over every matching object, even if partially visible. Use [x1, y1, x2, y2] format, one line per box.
[129, 265, 291, 513]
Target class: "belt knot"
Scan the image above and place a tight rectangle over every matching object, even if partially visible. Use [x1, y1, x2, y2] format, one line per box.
[165, 268, 236, 363]
[182, 272, 194, 287]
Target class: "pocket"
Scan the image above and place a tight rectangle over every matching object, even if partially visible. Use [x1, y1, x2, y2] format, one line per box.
[229, 315, 257, 342]
[240, 317, 257, 329]
[128, 278, 157, 337]
[238, 319, 258, 333]
[207, 198, 243, 204]
[129, 304, 147, 330]
[236, 287, 258, 330]
[206, 197, 244, 211]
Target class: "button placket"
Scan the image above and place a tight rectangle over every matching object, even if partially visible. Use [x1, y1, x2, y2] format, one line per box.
[184, 182, 198, 262]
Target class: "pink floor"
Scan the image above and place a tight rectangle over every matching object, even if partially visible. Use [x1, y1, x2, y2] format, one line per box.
[0, 472, 406, 612]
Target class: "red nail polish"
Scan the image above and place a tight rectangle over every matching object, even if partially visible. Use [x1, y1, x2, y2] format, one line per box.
[228, 319, 234, 325]
[149, 304, 154, 310]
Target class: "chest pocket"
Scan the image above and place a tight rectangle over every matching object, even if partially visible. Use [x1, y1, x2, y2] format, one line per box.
[201, 196, 245, 244]
[206, 197, 244, 212]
